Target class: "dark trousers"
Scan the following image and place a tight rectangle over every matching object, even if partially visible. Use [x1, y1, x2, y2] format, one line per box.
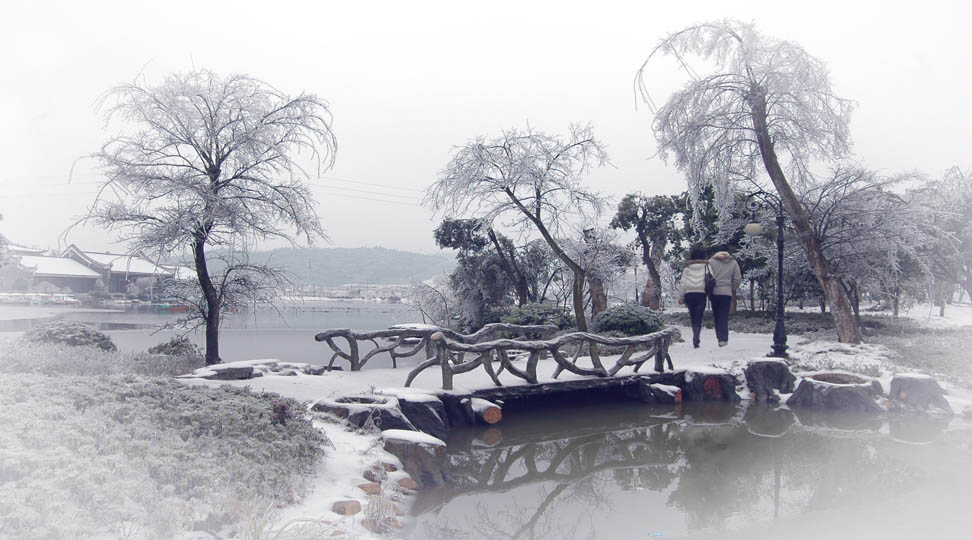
[711, 294, 732, 342]
[684, 292, 707, 346]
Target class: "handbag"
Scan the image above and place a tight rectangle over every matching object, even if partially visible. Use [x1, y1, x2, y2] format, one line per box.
[704, 264, 716, 296]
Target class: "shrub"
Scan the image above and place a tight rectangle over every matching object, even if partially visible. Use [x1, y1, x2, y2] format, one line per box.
[23, 320, 117, 352]
[500, 302, 575, 330]
[148, 335, 203, 358]
[0, 374, 330, 539]
[593, 303, 664, 336]
[2, 341, 203, 377]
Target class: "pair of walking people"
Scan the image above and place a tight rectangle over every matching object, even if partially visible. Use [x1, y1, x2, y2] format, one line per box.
[678, 246, 742, 348]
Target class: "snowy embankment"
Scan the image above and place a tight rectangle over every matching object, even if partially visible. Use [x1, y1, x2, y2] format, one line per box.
[179, 323, 972, 539]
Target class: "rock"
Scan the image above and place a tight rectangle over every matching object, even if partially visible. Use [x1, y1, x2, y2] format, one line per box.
[889, 374, 952, 414]
[278, 369, 298, 376]
[382, 462, 399, 472]
[201, 366, 254, 380]
[744, 359, 796, 403]
[382, 429, 448, 487]
[331, 500, 361, 515]
[786, 373, 882, 413]
[358, 482, 382, 495]
[390, 502, 404, 516]
[397, 477, 420, 490]
[361, 518, 404, 534]
[397, 394, 450, 439]
[363, 468, 384, 483]
[650, 383, 683, 404]
[303, 365, 329, 375]
[312, 395, 416, 432]
[654, 368, 740, 402]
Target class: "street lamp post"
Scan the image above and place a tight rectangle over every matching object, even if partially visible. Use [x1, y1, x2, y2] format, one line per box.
[745, 194, 788, 358]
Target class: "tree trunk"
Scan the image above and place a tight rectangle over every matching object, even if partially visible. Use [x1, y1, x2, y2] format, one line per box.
[487, 229, 529, 306]
[750, 280, 756, 312]
[571, 268, 588, 331]
[588, 275, 608, 319]
[749, 89, 862, 343]
[637, 230, 663, 310]
[192, 236, 221, 365]
[893, 285, 900, 317]
[504, 187, 589, 330]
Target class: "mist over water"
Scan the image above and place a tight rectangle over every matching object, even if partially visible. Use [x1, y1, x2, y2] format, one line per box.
[409, 401, 972, 540]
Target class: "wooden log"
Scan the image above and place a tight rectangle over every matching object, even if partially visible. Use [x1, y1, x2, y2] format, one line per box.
[462, 397, 503, 425]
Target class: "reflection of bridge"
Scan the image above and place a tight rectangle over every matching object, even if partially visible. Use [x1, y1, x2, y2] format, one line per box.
[410, 402, 960, 540]
[417, 403, 739, 507]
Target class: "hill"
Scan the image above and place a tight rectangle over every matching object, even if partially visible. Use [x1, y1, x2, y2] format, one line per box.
[248, 246, 454, 287]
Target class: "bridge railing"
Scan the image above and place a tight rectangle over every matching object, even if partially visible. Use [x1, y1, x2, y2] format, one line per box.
[314, 323, 559, 371]
[405, 326, 681, 390]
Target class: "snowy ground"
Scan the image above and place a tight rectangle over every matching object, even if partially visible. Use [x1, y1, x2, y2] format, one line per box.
[180, 320, 972, 540]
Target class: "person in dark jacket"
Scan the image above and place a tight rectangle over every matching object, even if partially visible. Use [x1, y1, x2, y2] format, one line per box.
[677, 246, 709, 348]
[708, 245, 742, 347]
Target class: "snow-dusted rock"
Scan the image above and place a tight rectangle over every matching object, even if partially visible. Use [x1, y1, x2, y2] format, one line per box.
[786, 372, 883, 413]
[744, 359, 796, 403]
[380, 389, 450, 439]
[311, 395, 416, 432]
[655, 368, 740, 402]
[889, 373, 952, 414]
[381, 429, 448, 487]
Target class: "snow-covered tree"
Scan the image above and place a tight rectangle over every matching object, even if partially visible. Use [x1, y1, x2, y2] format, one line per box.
[424, 124, 609, 331]
[637, 20, 862, 343]
[610, 194, 680, 309]
[801, 167, 929, 322]
[913, 167, 972, 301]
[89, 70, 336, 364]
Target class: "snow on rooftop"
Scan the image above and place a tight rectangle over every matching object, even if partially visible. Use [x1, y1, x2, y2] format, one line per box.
[82, 251, 172, 276]
[18, 255, 102, 278]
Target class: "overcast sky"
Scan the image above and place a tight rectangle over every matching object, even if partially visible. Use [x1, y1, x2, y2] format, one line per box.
[1, 0, 968, 254]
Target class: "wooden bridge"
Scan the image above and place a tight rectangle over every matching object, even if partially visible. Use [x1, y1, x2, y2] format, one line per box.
[314, 322, 681, 390]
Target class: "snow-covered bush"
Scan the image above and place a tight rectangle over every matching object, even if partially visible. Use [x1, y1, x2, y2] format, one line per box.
[593, 303, 664, 336]
[500, 302, 575, 330]
[148, 335, 203, 359]
[0, 374, 329, 539]
[1, 341, 203, 376]
[23, 320, 117, 352]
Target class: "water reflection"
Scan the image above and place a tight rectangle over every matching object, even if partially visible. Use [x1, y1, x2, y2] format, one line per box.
[410, 402, 972, 540]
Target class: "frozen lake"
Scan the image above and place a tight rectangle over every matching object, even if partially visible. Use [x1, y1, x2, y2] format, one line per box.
[0, 301, 422, 367]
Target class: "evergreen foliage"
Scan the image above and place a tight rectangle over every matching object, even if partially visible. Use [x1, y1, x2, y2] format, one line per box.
[23, 320, 117, 352]
[592, 303, 664, 336]
[501, 302, 575, 330]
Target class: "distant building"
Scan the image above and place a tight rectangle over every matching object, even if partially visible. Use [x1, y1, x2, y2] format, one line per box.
[0, 235, 184, 294]
[61, 245, 176, 293]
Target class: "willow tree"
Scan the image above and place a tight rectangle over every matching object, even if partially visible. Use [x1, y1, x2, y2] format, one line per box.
[637, 20, 862, 343]
[424, 124, 608, 331]
[90, 70, 337, 364]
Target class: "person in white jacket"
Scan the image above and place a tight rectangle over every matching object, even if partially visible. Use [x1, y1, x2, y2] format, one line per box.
[677, 246, 709, 348]
[708, 245, 742, 347]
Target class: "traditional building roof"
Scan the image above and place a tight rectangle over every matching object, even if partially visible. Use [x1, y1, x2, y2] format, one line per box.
[17, 255, 102, 279]
[0, 233, 47, 255]
[61, 245, 175, 277]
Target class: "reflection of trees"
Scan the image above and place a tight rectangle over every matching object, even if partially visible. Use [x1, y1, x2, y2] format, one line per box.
[415, 403, 941, 538]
